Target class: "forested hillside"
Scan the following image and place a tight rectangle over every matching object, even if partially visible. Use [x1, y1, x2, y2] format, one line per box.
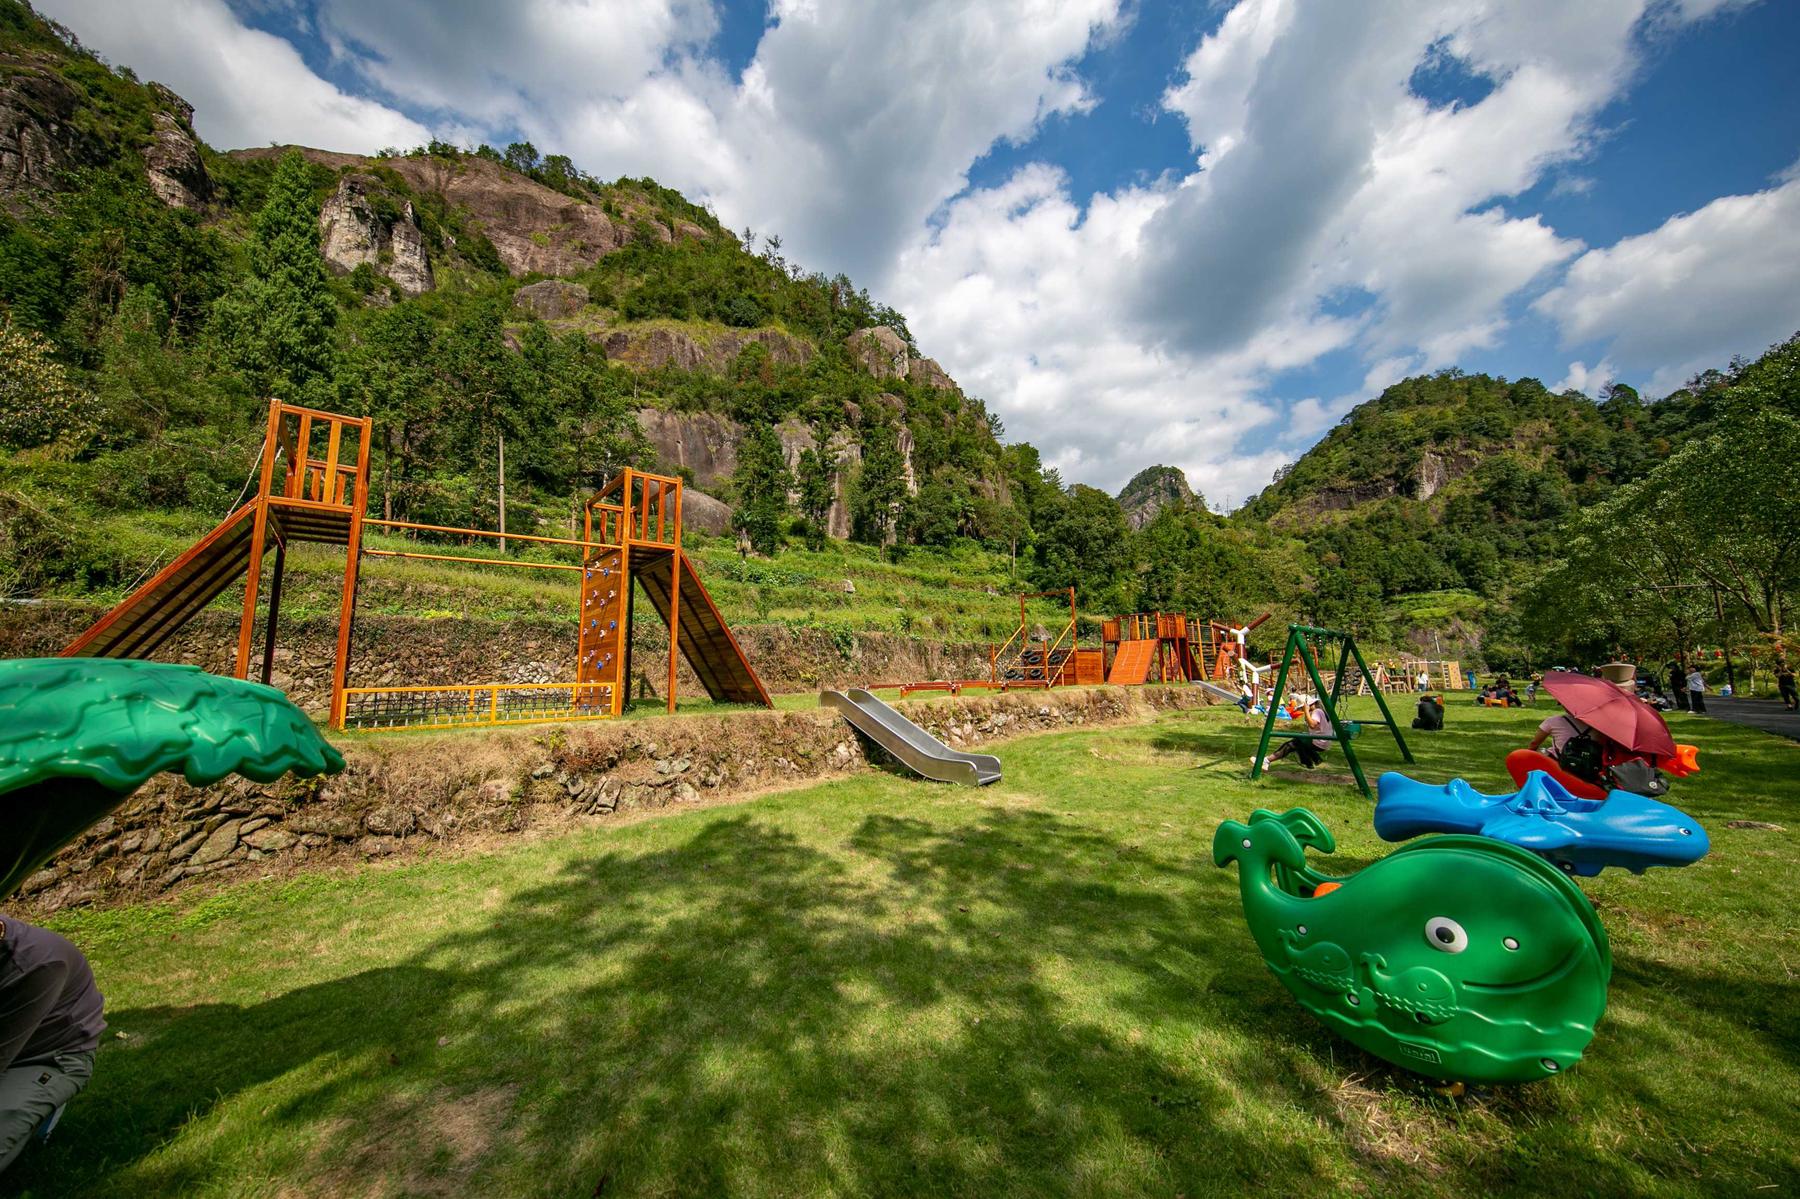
[2, 0, 1795, 678]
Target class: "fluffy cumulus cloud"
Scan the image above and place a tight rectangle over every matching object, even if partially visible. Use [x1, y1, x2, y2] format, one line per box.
[1535, 170, 1800, 393]
[37, 0, 428, 153]
[895, 0, 1673, 496]
[32, 0, 1797, 501]
[303, 0, 1123, 284]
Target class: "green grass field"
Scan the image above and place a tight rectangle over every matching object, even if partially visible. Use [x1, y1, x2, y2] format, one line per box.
[14, 700, 1799, 1197]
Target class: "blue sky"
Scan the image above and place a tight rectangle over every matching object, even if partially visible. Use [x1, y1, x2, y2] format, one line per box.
[41, 0, 1800, 506]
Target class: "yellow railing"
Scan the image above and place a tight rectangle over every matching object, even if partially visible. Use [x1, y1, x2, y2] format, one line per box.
[339, 681, 615, 731]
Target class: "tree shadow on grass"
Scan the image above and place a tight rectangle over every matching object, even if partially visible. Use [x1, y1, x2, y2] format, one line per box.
[14, 797, 1796, 1197]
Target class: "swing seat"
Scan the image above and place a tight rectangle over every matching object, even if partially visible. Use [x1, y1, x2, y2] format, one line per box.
[1268, 722, 1361, 742]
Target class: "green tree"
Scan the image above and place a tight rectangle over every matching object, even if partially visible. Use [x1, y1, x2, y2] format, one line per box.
[795, 429, 839, 550]
[209, 150, 337, 404]
[1031, 484, 1132, 606]
[0, 317, 99, 453]
[733, 423, 791, 555]
[851, 418, 908, 546]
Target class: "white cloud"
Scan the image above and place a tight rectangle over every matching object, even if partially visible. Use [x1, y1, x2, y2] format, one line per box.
[897, 0, 1686, 493]
[33, 0, 1788, 500]
[307, 0, 1125, 285]
[1553, 359, 1619, 395]
[37, 0, 429, 153]
[1535, 171, 1800, 394]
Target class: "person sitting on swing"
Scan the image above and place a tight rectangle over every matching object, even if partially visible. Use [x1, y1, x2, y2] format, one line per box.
[1264, 694, 1331, 768]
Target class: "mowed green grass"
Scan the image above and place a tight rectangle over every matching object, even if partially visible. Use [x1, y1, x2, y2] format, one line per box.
[15, 700, 1799, 1197]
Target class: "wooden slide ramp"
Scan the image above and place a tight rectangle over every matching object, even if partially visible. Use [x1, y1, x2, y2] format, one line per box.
[634, 551, 772, 707]
[61, 505, 263, 661]
[1107, 640, 1156, 686]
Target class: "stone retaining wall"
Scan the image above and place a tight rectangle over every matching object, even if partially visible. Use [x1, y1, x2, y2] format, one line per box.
[0, 603, 993, 715]
[14, 685, 1214, 915]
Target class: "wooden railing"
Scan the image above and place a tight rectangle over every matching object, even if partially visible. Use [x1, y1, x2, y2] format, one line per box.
[267, 403, 366, 510]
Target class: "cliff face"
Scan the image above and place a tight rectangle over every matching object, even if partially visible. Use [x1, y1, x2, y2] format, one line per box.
[228, 145, 702, 279]
[1117, 465, 1200, 529]
[318, 173, 431, 295]
[0, 52, 84, 201]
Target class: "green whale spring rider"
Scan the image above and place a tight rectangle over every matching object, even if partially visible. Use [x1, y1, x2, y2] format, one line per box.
[1, 658, 344, 896]
[1213, 808, 1611, 1085]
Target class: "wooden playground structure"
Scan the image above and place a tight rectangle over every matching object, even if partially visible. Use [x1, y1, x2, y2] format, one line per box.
[61, 399, 770, 731]
[897, 594, 1273, 698]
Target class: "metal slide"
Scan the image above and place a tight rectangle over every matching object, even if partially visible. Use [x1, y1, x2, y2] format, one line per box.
[822, 689, 1002, 786]
[1192, 679, 1243, 704]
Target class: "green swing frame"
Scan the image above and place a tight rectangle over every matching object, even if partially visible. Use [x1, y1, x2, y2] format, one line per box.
[1250, 624, 1413, 800]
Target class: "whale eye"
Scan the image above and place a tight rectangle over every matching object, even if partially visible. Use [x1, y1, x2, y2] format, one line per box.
[1503, 937, 1520, 951]
[1679, 827, 1692, 836]
[1424, 917, 1468, 953]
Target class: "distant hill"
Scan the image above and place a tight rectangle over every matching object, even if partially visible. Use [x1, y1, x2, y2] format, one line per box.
[1238, 371, 1707, 602]
[1117, 465, 1199, 530]
[0, 0, 1018, 563]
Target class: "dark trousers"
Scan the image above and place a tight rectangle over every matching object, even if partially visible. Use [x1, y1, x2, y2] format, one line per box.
[1689, 689, 1706, 714]
[1671, 686, 1689, 712]
[1779, 682, 1798, 711]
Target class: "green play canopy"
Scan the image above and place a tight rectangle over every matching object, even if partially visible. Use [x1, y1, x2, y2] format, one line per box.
[1, 658, 344, 897]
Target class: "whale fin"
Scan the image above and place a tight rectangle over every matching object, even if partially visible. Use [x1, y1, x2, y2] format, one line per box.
[1479, 811, 1578, 849]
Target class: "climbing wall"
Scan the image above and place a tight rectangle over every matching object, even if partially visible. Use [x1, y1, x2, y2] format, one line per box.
[576, 547, 625, 712]
[1107, 640, 1156, 685]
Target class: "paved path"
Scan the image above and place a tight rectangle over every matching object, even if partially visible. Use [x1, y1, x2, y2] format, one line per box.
[1689, 696, 1800, 742]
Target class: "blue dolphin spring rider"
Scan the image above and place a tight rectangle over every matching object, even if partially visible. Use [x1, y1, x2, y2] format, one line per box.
[1373, 769, 1709, 877]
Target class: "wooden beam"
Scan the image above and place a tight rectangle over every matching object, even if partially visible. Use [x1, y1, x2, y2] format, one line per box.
[234, 400, 283, 678]
[667, 483, 683, 714]
[259, 541, 286, 686]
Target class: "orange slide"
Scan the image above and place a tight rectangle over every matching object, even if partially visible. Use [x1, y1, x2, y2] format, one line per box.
[1506, 749, 1608, 800]
[1506, 744, 1700, 799]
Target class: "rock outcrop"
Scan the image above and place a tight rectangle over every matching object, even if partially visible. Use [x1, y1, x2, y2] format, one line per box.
[635, 408, 743, 491]
[847, 326, 910, 380]
[602, 325, 813, 373]
[0, 56, 83, 200]
[384, 154, 629, 276]
[318, 174, 431, 296]
[514, 280, 589, 319]
[143, 83, 209, 208]
[910, 357, 957, 392]
[681, 488, 734, 536]
[606, 327, 704, 370]
[1117, 465, 1200, 530]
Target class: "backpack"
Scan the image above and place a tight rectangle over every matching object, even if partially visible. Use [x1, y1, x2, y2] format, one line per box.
[1557, 727, 1606, 785]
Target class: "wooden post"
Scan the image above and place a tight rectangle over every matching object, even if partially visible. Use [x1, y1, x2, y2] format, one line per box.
[330, 417, 372, 730]
[235, 400, 283, 678]
[667, 480, 683, 715]
[259, 540, 286, 686]
[616, 472, 634, 717]
[497, 434, 506, 554]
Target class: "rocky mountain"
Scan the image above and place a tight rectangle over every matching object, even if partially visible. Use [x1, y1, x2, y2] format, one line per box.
[0, 0, 1008, 556]
[1236, 370, 1714, 605]
[1117, 465, 1200, 530]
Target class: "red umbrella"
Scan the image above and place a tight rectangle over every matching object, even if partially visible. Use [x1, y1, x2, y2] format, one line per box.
[1540, 671, 1676, 758]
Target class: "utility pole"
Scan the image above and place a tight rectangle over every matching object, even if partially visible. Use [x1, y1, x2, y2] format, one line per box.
[497, 434, 507, 553]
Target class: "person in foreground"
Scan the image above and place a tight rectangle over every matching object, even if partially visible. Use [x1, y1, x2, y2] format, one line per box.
[0, 914, 104, 1172]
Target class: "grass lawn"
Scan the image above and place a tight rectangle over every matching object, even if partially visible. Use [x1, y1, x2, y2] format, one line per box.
[14, 700, 1798, 1197]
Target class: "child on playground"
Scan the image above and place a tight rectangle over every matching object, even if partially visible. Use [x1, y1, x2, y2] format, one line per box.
[1262, 694, 1331, 768]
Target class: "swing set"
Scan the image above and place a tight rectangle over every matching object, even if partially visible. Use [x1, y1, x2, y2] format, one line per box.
[1250, 624, 1413, 800]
